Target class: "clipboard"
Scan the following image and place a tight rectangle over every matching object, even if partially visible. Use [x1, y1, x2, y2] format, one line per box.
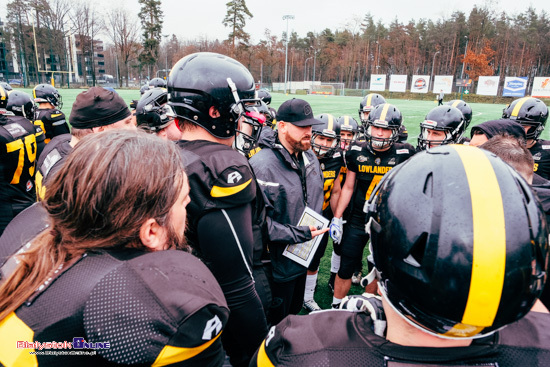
[282, 207, 329, 267]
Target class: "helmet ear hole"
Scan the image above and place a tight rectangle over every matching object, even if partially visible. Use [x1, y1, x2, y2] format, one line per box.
[404, 232, 429, 269]
[423, 172, 434, 197]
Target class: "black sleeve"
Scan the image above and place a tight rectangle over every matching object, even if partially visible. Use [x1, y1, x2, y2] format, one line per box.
[197, 205, 268, 367]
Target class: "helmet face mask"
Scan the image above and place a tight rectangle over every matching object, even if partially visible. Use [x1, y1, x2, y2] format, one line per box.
[136, 88, 174, 132]
[417, 106, 465, 150]
[233, 99, 266, 155]
[336, 115, 358, 150]
[502, 97, 549, 140]
[367, 145, 549, 339]
[311, 114, 339, 157]
[364, 104, 402, 150]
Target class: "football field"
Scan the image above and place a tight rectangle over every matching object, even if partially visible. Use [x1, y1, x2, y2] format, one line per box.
[18, 87, 548, 142]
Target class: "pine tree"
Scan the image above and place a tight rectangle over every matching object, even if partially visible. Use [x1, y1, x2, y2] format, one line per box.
[222, 0, 253, 50]
[138, 0, 163, 78]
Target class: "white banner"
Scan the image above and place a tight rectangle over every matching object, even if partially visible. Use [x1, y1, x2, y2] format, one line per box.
[369, 74, 386, 91]
[389, 75, 407, 92]
[433, 75, 454, 93]
[476, 76, 500, 96]
[532, 77, 550, 98]
[411, 75, 430, 93]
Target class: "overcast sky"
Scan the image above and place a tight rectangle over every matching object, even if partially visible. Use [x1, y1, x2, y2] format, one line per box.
[2, 0, 548, 43]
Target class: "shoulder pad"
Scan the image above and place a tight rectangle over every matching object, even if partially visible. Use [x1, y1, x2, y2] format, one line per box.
[40, 148, 63, 177]
[84, 250, 228, 365]
[3, 122, 29, 139]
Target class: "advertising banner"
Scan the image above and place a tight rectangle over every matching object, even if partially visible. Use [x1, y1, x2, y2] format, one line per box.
[433, 75, 454, 93]
[369, 74, 386, 91]
[502, 77, 528, 97]
[411, 75, 430, 93]
[476, 76, 500, 96]
[532, 77, 550, 98]
[389, 74, 407, 92]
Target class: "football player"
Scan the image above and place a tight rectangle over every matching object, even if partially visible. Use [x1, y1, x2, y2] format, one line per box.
[0, 82, 13, 92]
[336, 115, 359, 150]
[358, 93, 386, 125]
[135, 88, 181, 140]
[148, 77, 167, 89]
[302, 113, 345, 312]
[0, 85, 45, 235]
[33, 84, 70, 143]
[168, 52, 268, 367]
[502, 96, 550, 180]
[251, 144, 549, 366]
[0, 130, 230, 366]
[417, 105, 466, 150]
[330, 103, 415, 307]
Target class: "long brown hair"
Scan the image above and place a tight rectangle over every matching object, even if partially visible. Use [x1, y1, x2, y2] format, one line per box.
[0, 130, 186, 320]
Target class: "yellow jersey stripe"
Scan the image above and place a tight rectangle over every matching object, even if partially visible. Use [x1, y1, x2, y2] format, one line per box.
[50, 113, 63, 118]
[152, 332, 222, 367]
[256, 340, 275, 367]
[379, 103, 391, 121]
[211, 178, 252, 198]
[510, 97, 530, 118]
[0, 312, 38, 367]
[453, 145, 506, 327]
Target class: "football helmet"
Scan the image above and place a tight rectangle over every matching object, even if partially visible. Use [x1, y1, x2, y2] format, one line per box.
[257, 89, 272, 105]
[364, 103, 402, 149]
[168, 52, 257, 140]
[148, 77, 167, 89]
[447, 99, 473, 129]
[417, 106, 465, 150]
[6, 90, 36, 119]
[0, 84, 7, 110]
[366, 144, 548, 339]
[0, 82, 13, 92]
[135, 88, 174, 133]
[359, 93, 386, 124]
[33, 84, 63, 109]
[311, 113, 339, 157]
[502, 97, 549, 140]
[140, 84, 151, 95]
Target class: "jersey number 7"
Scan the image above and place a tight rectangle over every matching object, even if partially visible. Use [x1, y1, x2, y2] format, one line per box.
[6, 135, 37, 184]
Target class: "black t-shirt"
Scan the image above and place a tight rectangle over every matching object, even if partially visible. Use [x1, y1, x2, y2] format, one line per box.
[345, 142, 415, 227]
[530, 139, 550, 180]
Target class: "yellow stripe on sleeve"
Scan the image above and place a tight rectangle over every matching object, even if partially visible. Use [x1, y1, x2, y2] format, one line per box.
[256, 340, 275, 367]
[452, 145, 506, 327]
[211, 178, 252, 198]
[0, 312, 38, 367]
[152, 332, 222, 367]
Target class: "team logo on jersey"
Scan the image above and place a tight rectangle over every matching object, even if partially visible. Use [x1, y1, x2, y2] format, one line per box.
[533, 152, 542, 160]
[26, 180, 33, 191]
[388, 158, 396, 165]
[357, 155, 368, 163]
[320, 163, 325, 170]
[227, 171, 243, 184]
[202, 315, 223, 340]
[375, 157, 381, 165]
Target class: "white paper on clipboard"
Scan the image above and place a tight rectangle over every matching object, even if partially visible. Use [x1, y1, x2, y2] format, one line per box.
[282, 207, 329, 267]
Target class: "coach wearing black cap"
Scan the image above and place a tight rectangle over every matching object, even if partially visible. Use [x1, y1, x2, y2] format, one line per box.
[35, 86, 135, 199]
[249, 98, 329, 324]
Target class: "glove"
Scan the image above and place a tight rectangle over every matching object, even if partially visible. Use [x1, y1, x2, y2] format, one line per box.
[330, 217, 345, 244]
[339, 293, 387, 337]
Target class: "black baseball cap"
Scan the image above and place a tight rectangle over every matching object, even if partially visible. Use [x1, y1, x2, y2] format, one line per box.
[276, 98, 324, 127]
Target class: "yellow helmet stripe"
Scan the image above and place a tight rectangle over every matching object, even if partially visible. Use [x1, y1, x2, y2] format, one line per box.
[451, 100, 461, 108]
[510, 97, 531, 118]
[327, 114, 334, 131]
[211, 179, 252, 198]
[32, 88, 37, 100]
[0, 86, 6, 101]
[453, 145, 506, 327]
[379, 103, 391, 121]
[366, 94, 373, 106]
[343, 116, 350, 126]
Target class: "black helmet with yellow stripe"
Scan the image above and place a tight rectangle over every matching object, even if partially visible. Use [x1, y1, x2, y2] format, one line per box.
[312, 113, 339, 157]
[366, 144, 548, 339]
[359, 93, 386, 124]
[364, 103, 402, 150]
[447, 99, 473, 129]
[502, 96, 549, 140]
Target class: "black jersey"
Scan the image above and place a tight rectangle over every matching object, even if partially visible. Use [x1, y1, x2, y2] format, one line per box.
[0, 115, 45, 233]
[530, 139, 550, 180]
[319, 151, 345, 216]
[34, 108, 70, 143]
[35, 133, 72, 200]
[346, 142, 415, 227]
[251, 310, 550, 367]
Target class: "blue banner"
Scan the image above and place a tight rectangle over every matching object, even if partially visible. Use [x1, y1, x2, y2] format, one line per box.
[503, 77, 528, 97]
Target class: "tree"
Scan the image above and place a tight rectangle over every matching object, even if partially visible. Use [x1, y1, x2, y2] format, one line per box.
[222, 0, 253, 52]
[461, 42, 495, 81]
[138, 0, 163, 78]
[106, 7, 140, 87]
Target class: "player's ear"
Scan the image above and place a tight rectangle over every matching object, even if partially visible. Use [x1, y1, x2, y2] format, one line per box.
[209, 106, 220, 118]
[140, 218, 168, 251]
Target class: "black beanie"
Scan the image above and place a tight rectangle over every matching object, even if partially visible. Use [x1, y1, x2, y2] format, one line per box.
[70, 87, 131, 128]
[470, 119, 526, 141]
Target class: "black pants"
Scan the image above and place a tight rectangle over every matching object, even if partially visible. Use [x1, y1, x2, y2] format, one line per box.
[438, 99, 443, 106]
[270, 273, 307, 325]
